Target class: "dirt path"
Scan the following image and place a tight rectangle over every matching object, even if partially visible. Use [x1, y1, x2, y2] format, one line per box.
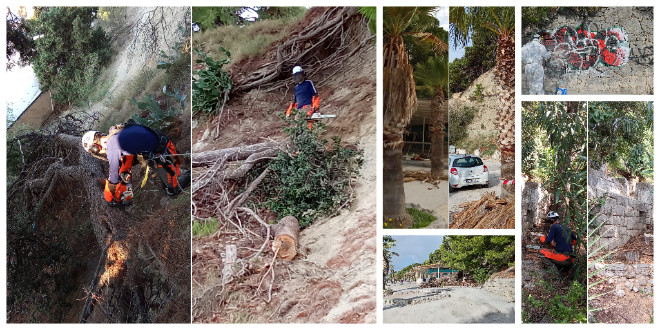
[384, 283, 514, 323]
[449, 158, 501, 221]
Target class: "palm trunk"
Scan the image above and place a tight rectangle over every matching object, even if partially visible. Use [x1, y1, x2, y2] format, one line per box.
[383, 145, 413, 228]
[494, 31, 515, 199]
[430, 91, 446, 178]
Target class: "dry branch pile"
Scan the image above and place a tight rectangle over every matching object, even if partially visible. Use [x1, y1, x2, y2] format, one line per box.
[450, 192, 515, 229]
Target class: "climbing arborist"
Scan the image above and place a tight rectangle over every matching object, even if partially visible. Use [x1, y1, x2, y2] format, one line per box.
[82, 121, 191, 206]
[521, 34, 551, 95]
[538, 211, 577, 279]
[285, 65, 320, 129]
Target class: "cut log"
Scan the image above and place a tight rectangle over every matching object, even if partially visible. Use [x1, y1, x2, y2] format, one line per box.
[222, 244, 238, 284]
[272, 216, 300, 261]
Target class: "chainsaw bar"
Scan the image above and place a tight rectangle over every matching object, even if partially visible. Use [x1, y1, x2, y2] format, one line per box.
[307, 113, 337, 120]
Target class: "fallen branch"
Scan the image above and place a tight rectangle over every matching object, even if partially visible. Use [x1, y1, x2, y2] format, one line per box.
[450, 192, 515, 229]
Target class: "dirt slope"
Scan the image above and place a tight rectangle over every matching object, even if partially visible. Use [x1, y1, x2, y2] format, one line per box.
[191, 9, 376, 323]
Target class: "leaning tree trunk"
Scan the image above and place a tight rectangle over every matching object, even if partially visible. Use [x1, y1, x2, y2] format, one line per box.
[494, 30, 516, 200]
[430, 90, 446, 178]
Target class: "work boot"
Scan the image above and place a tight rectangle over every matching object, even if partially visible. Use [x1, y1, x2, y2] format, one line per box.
[178, 169, 191, 190]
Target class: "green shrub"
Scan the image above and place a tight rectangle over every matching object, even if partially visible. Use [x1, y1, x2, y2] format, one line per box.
[192, 47, 233, 116]
[130, 88, 185, 133]
[407, 208, 435, 228]
[473, 83, 485, 102]
[192, 218, 218, 237]
[449, 106, 477, 146]
[258, 110, 364, 228]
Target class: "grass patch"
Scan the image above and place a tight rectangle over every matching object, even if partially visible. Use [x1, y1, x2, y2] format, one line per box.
[193, 13, 306, 70]
[192, 218, 218, 237]
[407, 208, 435, 228]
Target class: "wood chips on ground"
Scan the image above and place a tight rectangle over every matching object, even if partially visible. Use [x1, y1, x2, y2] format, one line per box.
[402, 170, 448, 184]
[450, 192, 515, 229]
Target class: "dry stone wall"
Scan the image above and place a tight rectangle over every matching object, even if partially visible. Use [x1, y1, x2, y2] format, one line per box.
[588, 168, 653, 250]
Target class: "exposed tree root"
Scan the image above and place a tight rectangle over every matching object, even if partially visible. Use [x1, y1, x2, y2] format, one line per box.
[450, 192, 515, 229]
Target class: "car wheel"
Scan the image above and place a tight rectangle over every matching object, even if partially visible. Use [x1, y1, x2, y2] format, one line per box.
[482, 183, 488, 189]
[449, 186, 455, 193]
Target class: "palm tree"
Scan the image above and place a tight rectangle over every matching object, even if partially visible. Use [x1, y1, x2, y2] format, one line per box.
[383, 236, 399, 288]
[384, 7, 448, 227]
[449, 7, 515, 198]
[414, 54, 449, 178]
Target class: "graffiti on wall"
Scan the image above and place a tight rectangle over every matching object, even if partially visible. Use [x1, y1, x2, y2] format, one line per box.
[538, 25, 630, 71]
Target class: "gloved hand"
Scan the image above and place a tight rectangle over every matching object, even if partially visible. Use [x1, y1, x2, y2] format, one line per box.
[120, 172, 131, 184]
[285, 102, 296, 118]
[312, 95, 320, 111]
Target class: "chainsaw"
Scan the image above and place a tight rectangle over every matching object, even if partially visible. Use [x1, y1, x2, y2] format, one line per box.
[307, 113, 337, 120]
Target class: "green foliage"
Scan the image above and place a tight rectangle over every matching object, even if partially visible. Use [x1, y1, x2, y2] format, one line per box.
[449, 106, 477, 146]
[30, 7, 112, 105]
[192, 218, 218, 237]
[359, 7, 377, 35]
[192, 47, 233, 116]
[130, 88, 185, 132]
[157, 24, 191, 73]
[192, 7, 243, 29]
[258, 111, 364, 228]
[522, 102, 587, 252]
[414, 54, 449, 99]
[406, 208, 436, 228]
[193, 7, 306, 30]
[448, 31, 496, 93]
[588, 102, 653, 181]
[6, 9, 36, 69]
[473, 83, 485, 102]
[431, 235, 515, 284]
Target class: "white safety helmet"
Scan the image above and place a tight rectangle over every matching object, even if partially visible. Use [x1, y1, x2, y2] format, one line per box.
[292, 66, 304, 75]
[546, 211, 560, 221]
[82, 131, 100, 152]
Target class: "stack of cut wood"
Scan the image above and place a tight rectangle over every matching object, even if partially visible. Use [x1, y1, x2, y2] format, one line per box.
[419, 277, 446, 288]
[402, 170, 449, 184]
[450, 192, 515, 229]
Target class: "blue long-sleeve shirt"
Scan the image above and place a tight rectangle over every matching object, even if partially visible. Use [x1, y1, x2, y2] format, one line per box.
[106, 125, 158, 183]
[545, 223, 576, 254]
[294, 80, 318, 108]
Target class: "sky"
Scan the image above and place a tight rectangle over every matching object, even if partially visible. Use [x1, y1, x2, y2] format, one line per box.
[388, 235, 444, 272]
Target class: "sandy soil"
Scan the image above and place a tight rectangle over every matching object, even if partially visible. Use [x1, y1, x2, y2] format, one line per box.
[384, 283, 514, 323]
[402, 160, 449, 228]
[191, 15, 377, 322]
[449, 158, 501, 221]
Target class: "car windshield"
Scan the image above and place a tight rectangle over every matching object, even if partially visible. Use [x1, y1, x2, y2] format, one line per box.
[452, 156, 484, 168]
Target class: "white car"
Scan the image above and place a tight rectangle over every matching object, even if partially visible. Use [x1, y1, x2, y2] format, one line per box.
[449, 154, 489, 192]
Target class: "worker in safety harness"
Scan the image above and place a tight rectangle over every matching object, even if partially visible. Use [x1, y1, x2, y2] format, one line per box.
[285, 65, 320, 129]
[81, 121, 191, 206]
[539, 211, 577, 279]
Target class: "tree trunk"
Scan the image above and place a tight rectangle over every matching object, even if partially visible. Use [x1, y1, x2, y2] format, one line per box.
[383, 145, 413, 228]
[494, 31, 516, 200]
[192, 141, 283, 167]
[430, 91, 446, 178]
[272, 216, 299, 261]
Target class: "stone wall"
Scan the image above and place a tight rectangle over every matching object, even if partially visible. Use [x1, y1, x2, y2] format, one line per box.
[591, 262, 654, 297]
[588, 168, 653, 250]
[522, 7, 653, 95]
[483, 277, 515, 302]
[522, 181, 551, 232]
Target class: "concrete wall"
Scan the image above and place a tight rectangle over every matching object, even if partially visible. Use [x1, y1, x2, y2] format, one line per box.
[588, 168, 653, 250]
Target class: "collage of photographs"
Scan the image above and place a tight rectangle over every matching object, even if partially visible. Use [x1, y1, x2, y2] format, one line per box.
[0, 3, 656, 327]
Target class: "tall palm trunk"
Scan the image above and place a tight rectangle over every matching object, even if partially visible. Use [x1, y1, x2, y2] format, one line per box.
[494, 30, 515, 199]
[430, 91, 446, 177]
[383, 34, 416, 228]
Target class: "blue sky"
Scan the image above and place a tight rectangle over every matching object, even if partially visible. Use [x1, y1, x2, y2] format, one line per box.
[388, 235, 444, 272]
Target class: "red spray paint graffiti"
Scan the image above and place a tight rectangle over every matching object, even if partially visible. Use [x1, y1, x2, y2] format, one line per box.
[538, 25, 629, 70]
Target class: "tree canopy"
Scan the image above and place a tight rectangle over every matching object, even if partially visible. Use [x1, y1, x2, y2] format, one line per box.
[448, 31, 496, 94]
[6, 8, 36, 69]
[29, 7, 112, 105]
[588, 102, 653, 181]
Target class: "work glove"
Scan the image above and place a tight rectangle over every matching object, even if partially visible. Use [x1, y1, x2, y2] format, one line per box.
[285, 102, 296, 118]
[312, 95, 320, 111]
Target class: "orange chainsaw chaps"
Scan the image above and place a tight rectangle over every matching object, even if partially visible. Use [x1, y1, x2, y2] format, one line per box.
[539, 248, 571, 262]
